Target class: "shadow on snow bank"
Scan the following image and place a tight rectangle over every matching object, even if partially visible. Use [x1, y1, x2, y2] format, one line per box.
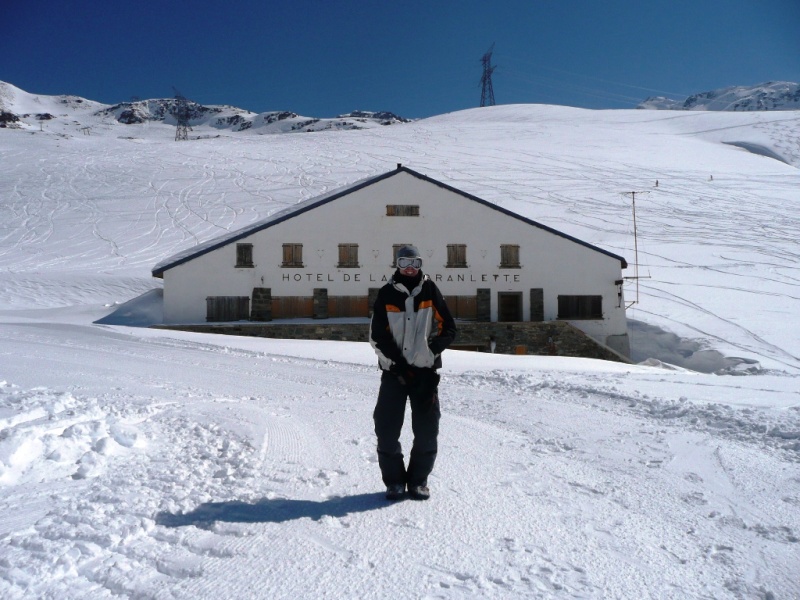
[94, 288, 163, 327]
[628, 318, 763, 375]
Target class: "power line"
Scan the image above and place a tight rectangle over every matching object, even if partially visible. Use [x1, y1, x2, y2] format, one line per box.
[501, 68, 648, 107]
[504, 56, 690, 100]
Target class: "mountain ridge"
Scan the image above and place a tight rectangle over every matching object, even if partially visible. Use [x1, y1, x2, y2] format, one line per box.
[5, 79, 800, 138]
[0, 80, 411, 134]
[638, 81, 800, 111]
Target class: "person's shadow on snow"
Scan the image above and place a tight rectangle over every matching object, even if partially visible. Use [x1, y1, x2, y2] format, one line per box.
[155, 493, 390, 528]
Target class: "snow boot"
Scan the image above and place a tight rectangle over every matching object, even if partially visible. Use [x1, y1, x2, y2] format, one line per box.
[385, 484, 405, 500]
[408, 485, 430, 500]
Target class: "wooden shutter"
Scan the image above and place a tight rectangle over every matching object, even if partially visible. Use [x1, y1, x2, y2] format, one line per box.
[282, 243, 302, 267]
[329, 296, 369, 317]
[206, 296, 250, 322]
[500, 244, 519, 268]
[236, 244, 253, 267]
[447, 244, 467, 267]
[445, 295, 477, 320]
[338, 244, 358, 268]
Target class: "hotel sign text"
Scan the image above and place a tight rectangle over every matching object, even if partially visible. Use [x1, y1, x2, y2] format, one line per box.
[281, 272, 521, 283]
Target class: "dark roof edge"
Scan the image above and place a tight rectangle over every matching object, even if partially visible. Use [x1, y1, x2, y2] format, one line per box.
[153, 165, 626, 277]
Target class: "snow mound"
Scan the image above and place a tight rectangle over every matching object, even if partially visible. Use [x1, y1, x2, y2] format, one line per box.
[0, 384, 144, 485]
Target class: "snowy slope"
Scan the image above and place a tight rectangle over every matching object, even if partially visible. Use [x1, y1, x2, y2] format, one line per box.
[2, 93, 798, 370]
[0, 82, 799, 599]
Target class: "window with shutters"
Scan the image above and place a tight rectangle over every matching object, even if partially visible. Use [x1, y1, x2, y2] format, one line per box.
[236, 243, 254, 268]
[446, 244, 467, 268]
[386, 205, 419, 216]
[500, 244, 520, 268]
[282, 243, 303, 267]
[338, 243, 359, 268]
[557, 295, 603, 320]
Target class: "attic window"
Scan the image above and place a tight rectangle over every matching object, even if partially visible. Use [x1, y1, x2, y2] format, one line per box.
[386, 205, 420, 217]
[557, 295, 603, 320]
[282, 243, 304, 268]
[236, 244, 254, 268]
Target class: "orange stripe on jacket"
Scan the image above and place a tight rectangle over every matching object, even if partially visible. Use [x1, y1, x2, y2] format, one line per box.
[433, 307, 444, 335]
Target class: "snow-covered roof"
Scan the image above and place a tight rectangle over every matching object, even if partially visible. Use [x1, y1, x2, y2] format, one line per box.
[151, 166, 627, 278]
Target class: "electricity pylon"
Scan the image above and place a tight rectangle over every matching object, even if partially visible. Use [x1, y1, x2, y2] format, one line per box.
[480, 43, 496, 107]
[171, 87, 191, 141]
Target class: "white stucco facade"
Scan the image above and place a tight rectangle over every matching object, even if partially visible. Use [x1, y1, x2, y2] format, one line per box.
[153, 167, 629, 354]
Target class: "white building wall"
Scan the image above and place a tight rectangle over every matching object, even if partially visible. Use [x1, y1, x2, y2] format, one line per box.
[160, 171, 627, 347]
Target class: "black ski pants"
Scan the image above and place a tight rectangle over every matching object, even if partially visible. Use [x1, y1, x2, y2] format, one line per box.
[373, 371, 441, 488]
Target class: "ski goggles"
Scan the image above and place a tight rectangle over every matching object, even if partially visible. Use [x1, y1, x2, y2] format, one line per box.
[397, 256, 422, 269]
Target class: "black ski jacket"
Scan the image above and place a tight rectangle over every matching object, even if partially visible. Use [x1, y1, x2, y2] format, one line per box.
[370, 273, 457, 371]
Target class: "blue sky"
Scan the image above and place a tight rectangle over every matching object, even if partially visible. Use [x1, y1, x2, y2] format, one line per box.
[4, 0, 799, 118]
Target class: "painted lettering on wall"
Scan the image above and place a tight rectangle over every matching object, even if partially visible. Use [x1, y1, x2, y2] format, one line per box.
[280, 272, 521, 283]
[282, 273, 390, 282]
[432, 273, 520, 283]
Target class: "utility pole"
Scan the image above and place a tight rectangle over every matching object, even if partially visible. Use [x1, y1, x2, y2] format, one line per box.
[480, 43, 496, 107]
[171, 87, 191, 141]
[621, 191, 649, 308]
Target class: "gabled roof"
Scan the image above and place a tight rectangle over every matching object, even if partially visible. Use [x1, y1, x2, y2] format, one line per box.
[152, 166, 627, 278]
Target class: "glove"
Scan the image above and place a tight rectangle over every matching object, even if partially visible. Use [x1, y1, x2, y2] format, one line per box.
[389, 358, 414, 385]
[428, 339, 444, 355]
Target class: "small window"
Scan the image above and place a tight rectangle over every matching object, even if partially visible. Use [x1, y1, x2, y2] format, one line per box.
[386, 205, 419, 217]
[338, 243, 359, 268]
[500, 244, 520, 268]
[282, 243, 303, 267]
[446, 244, 467, 268]
[236, 243, 254, 268]
[392, 243, 414, 267]
[557, 295, 603, 320]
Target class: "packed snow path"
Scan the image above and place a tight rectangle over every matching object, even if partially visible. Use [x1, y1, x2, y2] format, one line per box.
[1, 322, 797, 599]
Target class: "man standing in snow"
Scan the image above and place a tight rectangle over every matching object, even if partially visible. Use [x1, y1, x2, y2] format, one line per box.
[369, 245, 457, 501]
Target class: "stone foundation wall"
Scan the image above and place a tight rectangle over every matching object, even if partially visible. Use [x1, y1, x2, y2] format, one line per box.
[154, 320, 629, 363]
